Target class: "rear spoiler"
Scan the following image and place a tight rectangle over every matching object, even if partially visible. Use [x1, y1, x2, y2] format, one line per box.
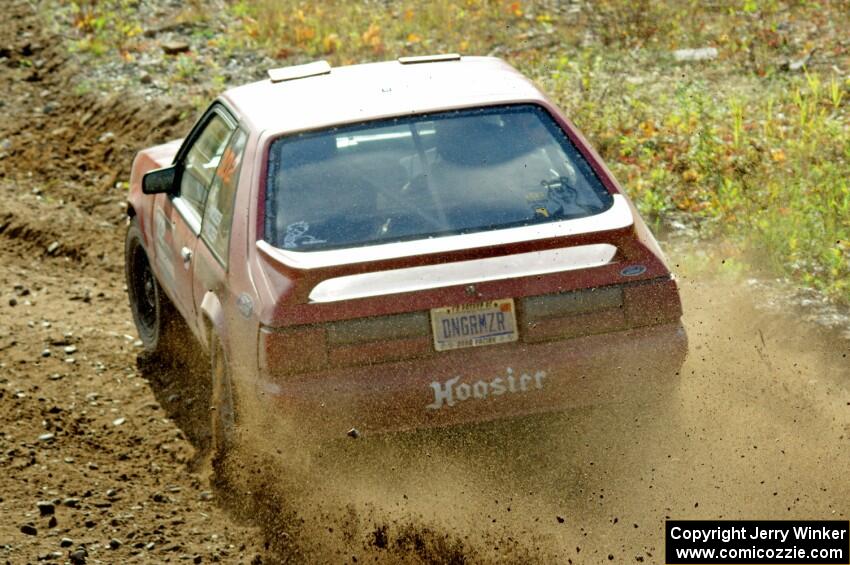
[256, 194, 634, 270]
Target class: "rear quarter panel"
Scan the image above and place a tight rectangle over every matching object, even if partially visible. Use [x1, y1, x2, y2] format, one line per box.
[199, 129, 263, 374]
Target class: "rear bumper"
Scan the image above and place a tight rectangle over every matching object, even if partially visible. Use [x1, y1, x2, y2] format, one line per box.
[256, 322, 687, 436]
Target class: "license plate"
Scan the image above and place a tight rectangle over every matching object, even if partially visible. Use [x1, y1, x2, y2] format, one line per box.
[430, 298, 518, 352]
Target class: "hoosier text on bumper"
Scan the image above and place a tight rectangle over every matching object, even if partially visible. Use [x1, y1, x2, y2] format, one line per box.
[427, 368, 546, 410]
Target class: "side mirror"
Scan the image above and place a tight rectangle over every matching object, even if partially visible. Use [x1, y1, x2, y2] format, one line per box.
[142, 166, 177, 195]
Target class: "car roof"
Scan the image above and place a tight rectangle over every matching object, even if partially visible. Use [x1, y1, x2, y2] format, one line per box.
[220, 56, 548, 136]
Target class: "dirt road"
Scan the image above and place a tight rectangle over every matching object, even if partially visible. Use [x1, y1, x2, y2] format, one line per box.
[0, 2, 265, 563]
[1, 1, 848, 563]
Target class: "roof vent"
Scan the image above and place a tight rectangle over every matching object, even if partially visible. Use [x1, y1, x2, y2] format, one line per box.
[268, 60, 331, 83]
[398, 54, 461, 65]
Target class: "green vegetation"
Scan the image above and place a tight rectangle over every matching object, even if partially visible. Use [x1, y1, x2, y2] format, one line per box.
[56, 0, 850, 303]
[64, 0, 144, 56]
[545, 62, 850, 301]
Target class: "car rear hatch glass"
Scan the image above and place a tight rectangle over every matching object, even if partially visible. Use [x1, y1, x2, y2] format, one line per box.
[264, 104, 614, 251]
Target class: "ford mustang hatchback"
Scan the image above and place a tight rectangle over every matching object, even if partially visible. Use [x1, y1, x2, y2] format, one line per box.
[124, 55, 687, 457]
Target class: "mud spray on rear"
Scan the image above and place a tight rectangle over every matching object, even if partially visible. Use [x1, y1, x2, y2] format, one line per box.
[191, 260, 850, 563]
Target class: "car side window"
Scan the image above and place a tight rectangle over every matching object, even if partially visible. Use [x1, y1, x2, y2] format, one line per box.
[179, 113, 234, 218]
[201, 129, 248, 265]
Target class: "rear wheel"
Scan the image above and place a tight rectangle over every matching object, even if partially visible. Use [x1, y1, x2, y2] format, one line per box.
[125, 217, 183, 361]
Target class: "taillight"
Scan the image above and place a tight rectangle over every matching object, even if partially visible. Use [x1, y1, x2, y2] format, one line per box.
[326, 312, 431, 366]
[523, 286, 623, 319]
[326, 312, 429, 345]
[519, 276, 682, 342]
[260, 312, 433, 375]
[259, 325, 327, 376]
[520, 286, 626, 342]
[259, 277, 683, 376]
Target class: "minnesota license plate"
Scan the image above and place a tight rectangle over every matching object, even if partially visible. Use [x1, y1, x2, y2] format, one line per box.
[430, 298, 518, 352]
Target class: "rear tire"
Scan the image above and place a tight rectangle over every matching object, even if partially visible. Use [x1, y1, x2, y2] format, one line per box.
[125, 217, 184, 362]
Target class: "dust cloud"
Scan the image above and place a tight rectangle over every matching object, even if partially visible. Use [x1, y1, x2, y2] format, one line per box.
[204, 266, 850, 564]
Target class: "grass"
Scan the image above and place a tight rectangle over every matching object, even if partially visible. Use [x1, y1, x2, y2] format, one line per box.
[63, 0, 144, 56]
[54, 0, 850, 304]
[543, 61, 850, 301]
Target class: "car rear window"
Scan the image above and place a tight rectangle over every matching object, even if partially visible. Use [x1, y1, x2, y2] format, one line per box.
[264, 104, 614, 251]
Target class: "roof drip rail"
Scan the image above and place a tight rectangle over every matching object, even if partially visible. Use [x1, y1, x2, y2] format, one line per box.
[268, 60, 332, 83]
[398, 54, 461, 65]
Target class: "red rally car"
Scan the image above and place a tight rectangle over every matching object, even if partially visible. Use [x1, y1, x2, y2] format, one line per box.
[125, 55, 687, 454]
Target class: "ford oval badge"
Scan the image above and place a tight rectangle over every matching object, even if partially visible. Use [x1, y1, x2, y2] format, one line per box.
[620, 265, 647, 277]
